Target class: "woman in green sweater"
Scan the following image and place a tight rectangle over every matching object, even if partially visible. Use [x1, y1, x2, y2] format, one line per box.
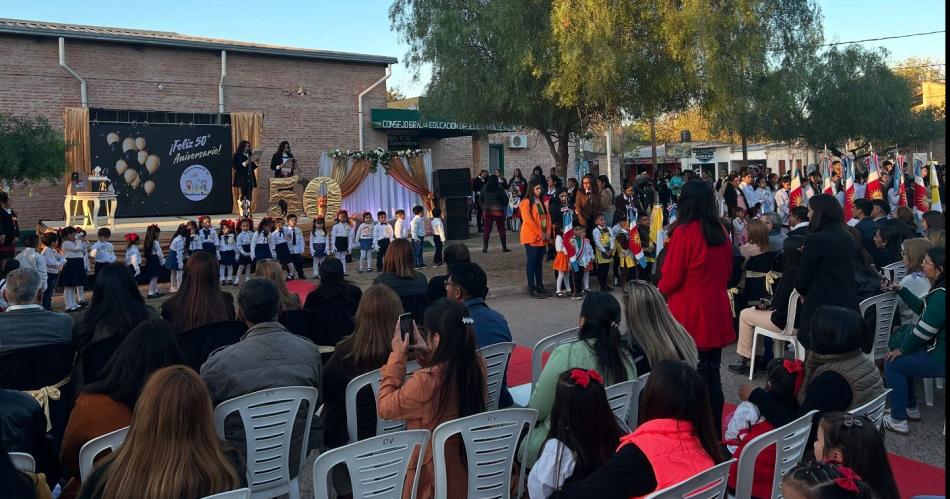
[883, 246, 945, 435]
[517, 291, 637, 469]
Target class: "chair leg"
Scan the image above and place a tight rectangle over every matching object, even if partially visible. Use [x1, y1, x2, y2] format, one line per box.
[749, 333, 758, 381]
[936, 378, 945, 390]
[923, 378, 935, 407]
[288, 478, 300, 499]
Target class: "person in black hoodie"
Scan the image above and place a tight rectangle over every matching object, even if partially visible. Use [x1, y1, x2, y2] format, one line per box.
[479, 175, 511, 253]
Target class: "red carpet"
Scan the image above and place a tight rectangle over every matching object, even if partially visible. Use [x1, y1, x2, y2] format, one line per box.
[505, 346, 945, 497]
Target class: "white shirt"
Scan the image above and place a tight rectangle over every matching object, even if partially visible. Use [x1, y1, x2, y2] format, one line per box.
[90, 241, 116, 263]
[149, 240, 164, 260]
[410, 215, 426, 240]
[431, 218, 445, 239]
[755, 187, 775, 213]
[356, 222, 375, 241]
[16, 248, 47, 288]
[286, 226, 304, 254]
[125, 245, 141, 275]
[236, 232, 254, 256]
[218, 232, 236, 253]
[270, 228, 288, 247]
[393, 218, 409, 239]
[62, 240, 85, 259]
[854, 182, 867, 200]
[726, 401, 763, 454]
[198, 227, 219, 247]
[331, 222, 351, 249]
[790, 221, 809, 232]
[774, 188, 790, 224]
[373, 222, 393, 244]
[528, 439, 576, 499]
[251, 232, 275, 259]
[310, 229, 328, 255]
[188, 233, 203, 252]
[42, 247, 65, 274]
[592, 226, 614, 255]
[168, 236, 186, 269]
[897, 272, 932, 324]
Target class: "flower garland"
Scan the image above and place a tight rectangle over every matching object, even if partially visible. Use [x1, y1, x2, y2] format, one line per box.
[327, 148, 427, 174]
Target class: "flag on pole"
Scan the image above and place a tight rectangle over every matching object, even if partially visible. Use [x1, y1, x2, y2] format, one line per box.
[789, 162, 805, 208]
[821, 157, 837, 196]
[914, 158, 929, 216]
[894, 155, 908, 207]
[649, 202, 664, 246]
[930, 161, 943, 212]
[865, 153, 883, 200]
[628, 222, 647, 268]
[843, 155, 856, 220]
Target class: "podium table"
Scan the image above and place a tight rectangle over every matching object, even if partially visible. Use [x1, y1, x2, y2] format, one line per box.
[65, 192, 117, 230]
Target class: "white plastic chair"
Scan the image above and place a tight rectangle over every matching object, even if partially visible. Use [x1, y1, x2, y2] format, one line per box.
[79, 426, 129, 481]
[432, 408, 538, 499]
[629, 373, 650, 431]
[213, 386, 318, 499]
[312, 429, 429, 499]
[201, 488, 251, 499]
[882, 261, 907, 283]
[9, 452, 34, 473]
[644, 458, 737, 498]
[478, 342, 516, 410]
[750, 289, 803, 380]
[509, 328, 580, 406]
[733, 410, 817, 499]
[859, 292, 899, 361]
[345, 361, 421, 443]
[848, 388, 892, 430]
[605, 380, 638, 431]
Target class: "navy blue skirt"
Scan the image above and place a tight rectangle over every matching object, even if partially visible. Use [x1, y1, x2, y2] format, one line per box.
[220, 249, 236, 266]
[313, 242, 327, 258]
[238, 244, 253, 265]
[164, 250, 181, 270]
[359, 238, 373, 251]
[144, 253, 162, 279]
[274, 242, 291, 264]
[202, 242, 217, 253]
[59, 258, 87, 287]
[254, 243, 273, 261]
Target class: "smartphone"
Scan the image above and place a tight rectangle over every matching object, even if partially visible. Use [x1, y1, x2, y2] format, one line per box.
[398, 313, 414, 344]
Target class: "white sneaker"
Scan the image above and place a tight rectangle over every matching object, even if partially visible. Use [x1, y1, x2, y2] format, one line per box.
[882, 415, 909, 435]
[906, 406, 922, 421]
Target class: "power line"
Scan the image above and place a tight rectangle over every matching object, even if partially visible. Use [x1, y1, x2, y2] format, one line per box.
[891, 63, 946, 70]
[822, 30, 945, 46]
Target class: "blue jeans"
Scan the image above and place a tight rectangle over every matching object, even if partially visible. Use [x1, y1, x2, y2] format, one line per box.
[43, 273, 58, 310]
[412, 238, 424, 267]
[885, 350, 944, 421]
[524, 244, 545, 290]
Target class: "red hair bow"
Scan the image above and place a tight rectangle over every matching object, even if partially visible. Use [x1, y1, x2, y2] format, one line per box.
[833, 465, 862, 494]
[569, 368, 604, 388]
[783, 359, 805, 396]
[124, 233, 139, 243]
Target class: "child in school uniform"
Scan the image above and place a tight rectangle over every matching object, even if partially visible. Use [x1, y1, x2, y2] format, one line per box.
[186, 220, 202, 260]
[164, 224, 188, 292]
[197, 215, 219, 254]
[509, 184, 522, 232]
[410, 205, 426, 268]
[591, 214, 614, 292]
[348, 215, 358, 264]
[15, 233, 47, 293]
[431, 207, 446, 266]
[252, 218, 275, 263]
[271, 217, 296, 279]
[613, 232, 636, 287]
[331, 211, 351, 274]
[309, 217, 328, 279]
[393, 209, 409, 239]
[553, 225, 572, 297]
[142, 224, 163, 298]
[373, 211, 393, 272]
[124, 233, 142, 280]
[568, 223, 594, 300]
[41, 231, 64, 310]
[286, 214, 305, 279]
[235, 218, 254, 285]
[356, 212, 375, 273]
[90, 227, 116, 277]
[59, 227, 87, 312]
[217, 219, 237, 285]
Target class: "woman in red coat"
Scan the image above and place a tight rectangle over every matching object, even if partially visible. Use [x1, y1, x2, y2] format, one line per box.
[658, 180, 734, 437]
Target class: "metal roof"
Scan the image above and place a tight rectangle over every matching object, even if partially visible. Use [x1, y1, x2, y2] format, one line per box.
[0, 18, 397, 65]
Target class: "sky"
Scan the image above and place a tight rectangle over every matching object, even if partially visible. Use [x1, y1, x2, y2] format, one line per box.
[0, 0, 944, 97]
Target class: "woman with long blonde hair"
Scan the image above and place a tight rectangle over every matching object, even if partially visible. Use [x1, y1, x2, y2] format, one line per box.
[78, 366, 242, 499]
[254, 260, 301, 312]
[621, 280, 698, 370]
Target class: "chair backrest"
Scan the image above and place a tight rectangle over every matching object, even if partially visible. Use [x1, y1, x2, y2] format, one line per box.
[178, 320, 247, 371]
[344, 361, 422, 443]
[781, 289, 800, 336]
[848, 388, 892, 430]
[432, 408, 538, 499]
[213, 386, 318, 498]
[478, 342, 515, 411]
[9, 452, 34, 473]
[629, 373, 650, 431]
[882, 261, 907, 283]
[605, 380, 637, 430]
[0, 343, 76, 390]
[283, 307, 353, 347]
[859, 293, 899, 361]
[82, 335, 127, 384]
[313, 429, 430, 499]
[79, 426, 129, 481]
[733, 410, 817, 499]
[644, 458, 737, 499]
[531, 328, 580, 389]
[201, 488, 251, 499]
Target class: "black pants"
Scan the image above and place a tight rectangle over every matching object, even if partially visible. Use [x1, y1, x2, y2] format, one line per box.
[697, 348, 725, 439]
[525, 244, 546, 290]
[433, 235, 444, 264]
[290, 253, 305, 278]
[596, 262, 611, 290]
[571, 268, 587, 293]
[474, 203, 483, 232]
[376, 239, 389, 271]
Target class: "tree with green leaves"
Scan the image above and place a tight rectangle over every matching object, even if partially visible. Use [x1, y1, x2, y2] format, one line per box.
[0, 114, 66, 190]
[390, 0, 582, 177]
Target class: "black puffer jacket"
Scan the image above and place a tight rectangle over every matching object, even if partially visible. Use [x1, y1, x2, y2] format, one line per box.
[479, 186, 510, 212]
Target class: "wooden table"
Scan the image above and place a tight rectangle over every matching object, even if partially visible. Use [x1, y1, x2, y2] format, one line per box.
[64, 192, 117, 230]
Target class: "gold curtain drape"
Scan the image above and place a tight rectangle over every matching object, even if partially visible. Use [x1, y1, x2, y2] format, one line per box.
[230, 112, 263, 214]
[388, 157, 433, 212]
[63, 107, 90, 188]
[340, 159, 372, 198]
[330, 157, 348, 186]
[408, 156, 429, 193]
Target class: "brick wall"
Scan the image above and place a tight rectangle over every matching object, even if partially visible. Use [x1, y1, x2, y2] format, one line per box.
[0, 34, 389, 227]
[488, 130, 575, 177]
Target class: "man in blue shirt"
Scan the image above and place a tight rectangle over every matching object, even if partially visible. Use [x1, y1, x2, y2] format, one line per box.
[445, 261, 513, 407]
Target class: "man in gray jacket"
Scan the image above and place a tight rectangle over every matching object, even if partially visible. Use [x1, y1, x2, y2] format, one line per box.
[201, 277, 322, 479]
[0, 268, 73, 353]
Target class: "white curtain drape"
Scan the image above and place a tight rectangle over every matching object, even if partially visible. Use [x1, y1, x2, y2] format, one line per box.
[318, 151, 431, 217]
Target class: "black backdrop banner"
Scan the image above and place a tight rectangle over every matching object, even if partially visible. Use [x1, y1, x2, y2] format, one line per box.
[89, 123, 233, 218]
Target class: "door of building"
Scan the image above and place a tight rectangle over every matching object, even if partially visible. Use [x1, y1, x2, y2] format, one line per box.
[489, 144, 505, 174]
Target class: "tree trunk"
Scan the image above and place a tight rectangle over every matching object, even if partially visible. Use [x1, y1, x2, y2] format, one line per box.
[741, 133, 748, 170]
[650, 116, 658, 177]
[540, 127, 571, 179]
